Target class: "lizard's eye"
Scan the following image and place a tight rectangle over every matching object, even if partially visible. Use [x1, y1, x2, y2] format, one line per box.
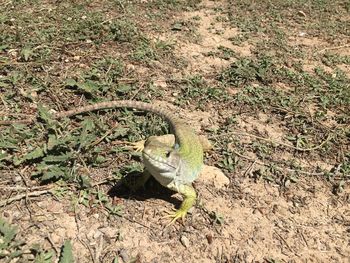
[165, 151, 171, 158]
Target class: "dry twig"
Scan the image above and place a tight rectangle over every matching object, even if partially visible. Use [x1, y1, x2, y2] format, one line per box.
[0, 189, 54, 207]
[231, 148, 325, 176]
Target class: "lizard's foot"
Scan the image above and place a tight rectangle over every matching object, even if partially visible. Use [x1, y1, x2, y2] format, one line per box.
[162, 208, 188, 226]
[161, 185, 197, 226]
[126, 135, 175, 153]
[125, 140, 145, 152]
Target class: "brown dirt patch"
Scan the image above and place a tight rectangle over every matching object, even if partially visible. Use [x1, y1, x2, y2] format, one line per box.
[3, 174, 349, 262]
[174, 0, 252, 75]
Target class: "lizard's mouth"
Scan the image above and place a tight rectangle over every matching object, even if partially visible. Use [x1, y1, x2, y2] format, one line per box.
[142, 151, 177, 170]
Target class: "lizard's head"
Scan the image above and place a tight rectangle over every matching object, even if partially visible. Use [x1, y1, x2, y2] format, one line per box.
[142, 139, 181, 186]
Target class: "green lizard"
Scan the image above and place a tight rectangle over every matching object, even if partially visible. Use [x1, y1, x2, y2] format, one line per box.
[0, 100, 204, 224]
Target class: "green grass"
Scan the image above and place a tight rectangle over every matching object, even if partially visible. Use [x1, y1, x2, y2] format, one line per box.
[208, 0, 350, 181]
[0, 217, 54, 261]
[228, 0, 349, 38]
[216, 55, 349, 178]
[1, 0, 348, 184]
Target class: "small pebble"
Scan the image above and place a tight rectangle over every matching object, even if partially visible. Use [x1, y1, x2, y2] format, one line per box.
[206, 234, 213, 244]
[180, 235, 190, 248]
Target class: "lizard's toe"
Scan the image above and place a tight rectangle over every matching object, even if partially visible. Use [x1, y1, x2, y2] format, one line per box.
[125, 140, 145, 152]
[162, 208, 187, 226]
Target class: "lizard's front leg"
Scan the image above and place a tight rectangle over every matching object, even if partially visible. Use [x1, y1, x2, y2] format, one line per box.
[125, 140, 146, 152]
[125, 135, 176, 152]
[164, 184, 196, 225]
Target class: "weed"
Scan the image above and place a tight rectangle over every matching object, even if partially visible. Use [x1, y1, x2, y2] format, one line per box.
[79, 189, 123, 217]
[322, 53, 350, 66]
[110, 20, 140, 43]
[59, 240, 74, 263]
[209, 211, 225, 225]
[228, 34, 249, 46]
[173, 75, 229, 107]
[0, 217, 56, 262]
[131, 38, 174, 62]
[228, 0, 349, 39]
[220, 56, 278, 86]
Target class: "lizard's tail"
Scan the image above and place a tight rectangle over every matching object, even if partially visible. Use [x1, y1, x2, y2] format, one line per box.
[56, 100, 181, 129]
[0, 100, 181, 131]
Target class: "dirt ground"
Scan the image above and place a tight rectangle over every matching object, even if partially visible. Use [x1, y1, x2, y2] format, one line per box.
[1, 0, 349, 262]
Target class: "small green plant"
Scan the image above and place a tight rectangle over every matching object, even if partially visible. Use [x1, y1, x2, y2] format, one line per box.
[0, 218, 56, 262]
[78, 189, 123, 217]
[209, 211, 225, 225]
[218, 150, 237, 172]
[219, 56, 277, 86]
[217, 46, 236, 60]
[0, 103, 165, 183]
[174, 75, 228, 107]
[0, 217, 24, 260]
[321, 53, 350, 66]
[131, 38, 173, 62]
[131, 39, 157, 61]
[59, 240, 74, 263]
[110, 20, 140, 43]
[31, 245, 55, 263]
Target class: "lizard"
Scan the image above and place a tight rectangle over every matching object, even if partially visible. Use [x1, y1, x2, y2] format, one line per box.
[0, 100, 204, 224]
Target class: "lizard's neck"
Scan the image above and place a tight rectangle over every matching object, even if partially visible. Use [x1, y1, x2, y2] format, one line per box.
[172, 124, 204, 170]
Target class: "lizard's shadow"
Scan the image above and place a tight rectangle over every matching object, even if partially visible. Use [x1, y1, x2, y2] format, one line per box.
[108, 172, 182, 208]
